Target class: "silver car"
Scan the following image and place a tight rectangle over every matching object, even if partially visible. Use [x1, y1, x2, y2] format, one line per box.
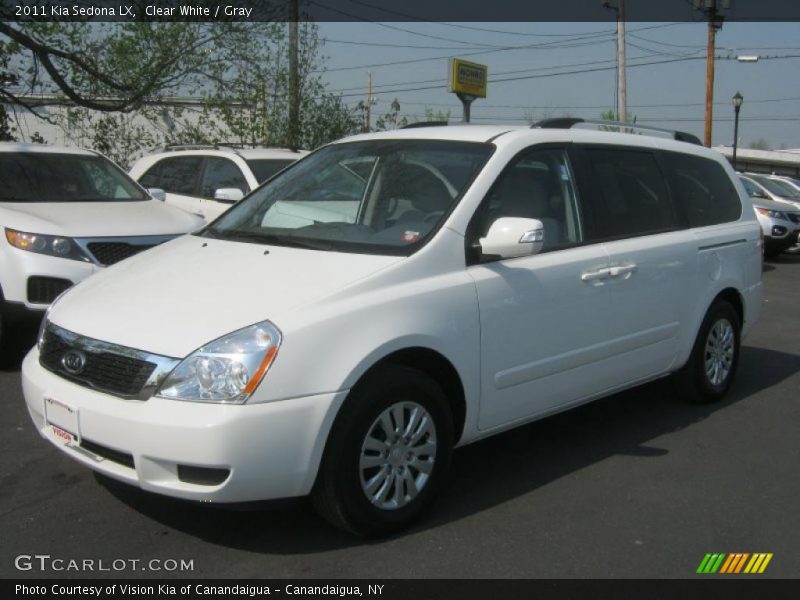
[741, 173, 800, 209]
[750, 198, 800, 257]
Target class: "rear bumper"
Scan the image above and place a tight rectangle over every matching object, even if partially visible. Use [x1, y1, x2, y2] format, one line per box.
[22, 349, 347, 502]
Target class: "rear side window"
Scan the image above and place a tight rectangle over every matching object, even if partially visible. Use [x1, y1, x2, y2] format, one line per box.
[661, 152, 741, 227]
[585, 148, 677, 239]
[139, 157, 202, 196]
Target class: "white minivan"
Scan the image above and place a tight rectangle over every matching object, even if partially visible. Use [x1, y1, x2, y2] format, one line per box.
[22, 121, 762, 536]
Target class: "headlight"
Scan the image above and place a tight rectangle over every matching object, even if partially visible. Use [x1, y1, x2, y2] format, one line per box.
[156, 321, 282, 404]
[5, 228, 91, 262]
[754, 207, 788, 220]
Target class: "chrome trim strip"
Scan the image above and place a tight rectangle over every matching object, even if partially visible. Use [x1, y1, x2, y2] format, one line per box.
[73, 234, 181, 266]
[43, 322, 181, 401]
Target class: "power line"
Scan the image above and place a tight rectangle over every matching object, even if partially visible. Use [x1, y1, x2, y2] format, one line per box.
[314, 32, 619, 73]
[331, 53, 800, 99]
[395, 95, 800, 110]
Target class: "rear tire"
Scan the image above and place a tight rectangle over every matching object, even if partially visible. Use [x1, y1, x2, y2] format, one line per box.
[675, 299, 740, 404]
[312, 364, 453, 537]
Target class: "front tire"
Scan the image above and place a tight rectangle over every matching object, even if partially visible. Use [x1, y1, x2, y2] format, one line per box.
[675, 299, 740, 404]
[312, 365, 453, 537]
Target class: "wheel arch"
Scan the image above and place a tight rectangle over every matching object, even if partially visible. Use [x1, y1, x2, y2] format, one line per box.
[344, 346, 468, 446]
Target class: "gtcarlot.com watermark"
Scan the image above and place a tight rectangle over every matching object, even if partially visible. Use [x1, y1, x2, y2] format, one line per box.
[14, 554, 194, 573]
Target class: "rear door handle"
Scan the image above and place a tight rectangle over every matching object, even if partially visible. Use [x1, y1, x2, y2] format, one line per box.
[581, 268, 611, 282]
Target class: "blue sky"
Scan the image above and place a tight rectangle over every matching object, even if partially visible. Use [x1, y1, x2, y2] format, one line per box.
[316, 21, 800, 149]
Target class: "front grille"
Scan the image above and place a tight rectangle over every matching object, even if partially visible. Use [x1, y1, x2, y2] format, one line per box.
[27, 276, 72, 304]
[40, 328, 157, 397]
[86, 242, 156, 266]
[787, 213, 800, 224]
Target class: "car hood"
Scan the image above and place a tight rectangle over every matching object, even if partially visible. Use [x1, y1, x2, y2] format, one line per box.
[0, 200, 203, 237]
[47, 235, 403, 358]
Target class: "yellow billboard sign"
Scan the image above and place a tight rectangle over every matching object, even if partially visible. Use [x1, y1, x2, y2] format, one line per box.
[448, 58, 488, 98]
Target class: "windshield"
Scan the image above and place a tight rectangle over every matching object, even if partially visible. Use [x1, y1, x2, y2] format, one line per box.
[739, 177, 763, 197]
[204, 140, 493, 255]
[0, 152, 148, 202]
[750, 175, 800, 198]
[245, 159, 296, 183]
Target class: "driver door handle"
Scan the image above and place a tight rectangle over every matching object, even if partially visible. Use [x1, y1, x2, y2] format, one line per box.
[581, 268, 611, 282]
[608, 264, 638, 278]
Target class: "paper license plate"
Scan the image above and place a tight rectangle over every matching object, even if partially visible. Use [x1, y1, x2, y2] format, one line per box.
[44, 397, 80, 444]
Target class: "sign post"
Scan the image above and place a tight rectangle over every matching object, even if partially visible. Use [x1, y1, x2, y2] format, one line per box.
[448, 58, 488, 123]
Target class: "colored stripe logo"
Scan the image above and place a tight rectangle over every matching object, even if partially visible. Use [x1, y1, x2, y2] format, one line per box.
[697, 553, 773, 574]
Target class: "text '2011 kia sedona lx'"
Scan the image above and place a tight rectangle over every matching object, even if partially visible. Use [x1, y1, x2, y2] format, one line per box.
[22, 120, 762, 536]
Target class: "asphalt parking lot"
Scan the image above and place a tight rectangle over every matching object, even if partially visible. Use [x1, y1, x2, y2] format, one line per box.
[1, 255, 798, 580]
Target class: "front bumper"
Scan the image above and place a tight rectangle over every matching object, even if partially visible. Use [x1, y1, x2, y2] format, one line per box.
[0, 248, 99, 309]
[22, 349, 347, 503]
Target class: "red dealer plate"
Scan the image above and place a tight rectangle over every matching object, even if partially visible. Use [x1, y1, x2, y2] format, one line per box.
[44, 397, 80, 444]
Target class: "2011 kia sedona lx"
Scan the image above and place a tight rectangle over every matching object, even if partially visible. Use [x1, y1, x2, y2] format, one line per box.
[22, 120, 762, 536]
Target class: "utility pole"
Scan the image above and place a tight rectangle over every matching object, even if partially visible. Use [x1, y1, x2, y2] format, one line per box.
[288, 0, 299, 151]
[695, 0, 730, 147]
[616, 0, 627, 122]
[365, 72, 373, 132]
[602, 0, 627, 122]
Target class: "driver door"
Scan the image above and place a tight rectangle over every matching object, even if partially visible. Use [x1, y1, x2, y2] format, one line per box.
[467, 146, 614, 430]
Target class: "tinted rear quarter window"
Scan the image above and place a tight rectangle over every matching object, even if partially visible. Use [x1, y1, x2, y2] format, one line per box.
[246, 159, 295, 183]
[585, 147, 677, 239]
[661, 152, 741, 227]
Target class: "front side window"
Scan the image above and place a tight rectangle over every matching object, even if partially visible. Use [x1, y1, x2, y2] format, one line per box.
[473, 148, 584, 253]
[585, 148, 677, 239]
[149, 156, 203, 196]
[0, 153, 147, 202]
[201, 157, 249, 199]
[203, 140, 493, 255]
[661, 152, 741, 227]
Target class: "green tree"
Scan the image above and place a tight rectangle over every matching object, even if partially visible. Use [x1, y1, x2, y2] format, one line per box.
[749, 138, 770, 150]
[375, 99, 408, 131]
[1, 18, 362, 159]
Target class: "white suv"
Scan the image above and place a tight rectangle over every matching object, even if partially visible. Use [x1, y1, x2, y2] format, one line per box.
[0, 143, 203, 346]
[129, 146, 308, 222]
[22, 121, 762, 536]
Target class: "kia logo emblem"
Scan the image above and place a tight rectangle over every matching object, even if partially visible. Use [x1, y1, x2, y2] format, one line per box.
[61, 350, 87, 375]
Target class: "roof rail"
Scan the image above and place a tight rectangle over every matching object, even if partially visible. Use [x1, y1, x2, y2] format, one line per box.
[162, 143, 302, 153]
[531, 118, 702, 146]
[400, 121, 448, 129]
[163, 144, 223, 152]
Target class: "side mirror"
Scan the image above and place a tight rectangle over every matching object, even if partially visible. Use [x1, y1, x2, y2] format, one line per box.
[214, 188, 245, 203]
[479, 217, 544, 260]
[148, 188, 166, 202]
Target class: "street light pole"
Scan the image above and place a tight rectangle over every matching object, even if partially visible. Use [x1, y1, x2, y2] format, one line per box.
[732, 91, 743, 171]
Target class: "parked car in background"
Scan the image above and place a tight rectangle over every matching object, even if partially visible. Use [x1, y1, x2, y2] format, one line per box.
[751, 198, 800, 257]
[767, 174, 800, 194]
[129, 146, 308, 222]
[740, 175, 800, 255]
[0, 143, 203, 346]
[740, 173, 800, 209]
[24, 121, 762, 536]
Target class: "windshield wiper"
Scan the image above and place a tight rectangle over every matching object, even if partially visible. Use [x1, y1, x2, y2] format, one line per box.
[203, 229, 334, 251]
[265, 234, 334, 251]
